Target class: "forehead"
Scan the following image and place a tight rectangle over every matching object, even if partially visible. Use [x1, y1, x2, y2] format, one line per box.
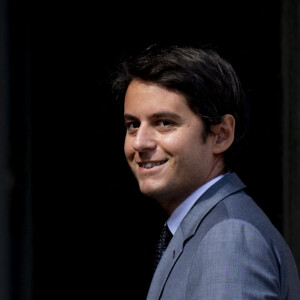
[124, 80, 191, 116]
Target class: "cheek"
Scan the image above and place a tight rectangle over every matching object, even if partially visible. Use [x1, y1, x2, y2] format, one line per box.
[124, 137, 132, 160]
[176, 136, 208, 167]
[162, 133, 189, 151]
[170, 131, 203, 154]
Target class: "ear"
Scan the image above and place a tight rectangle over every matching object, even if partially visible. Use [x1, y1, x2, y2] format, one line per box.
[211, 114, 235, 155]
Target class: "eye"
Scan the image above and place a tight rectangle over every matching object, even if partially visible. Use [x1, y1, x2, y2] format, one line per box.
[125, 121, 140, 132]
[157, 120, 173, 127]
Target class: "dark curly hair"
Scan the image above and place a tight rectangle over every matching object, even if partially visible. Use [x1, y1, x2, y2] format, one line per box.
[111, 44, 247, 171]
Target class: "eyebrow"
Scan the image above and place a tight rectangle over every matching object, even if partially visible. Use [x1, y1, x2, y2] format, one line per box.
[151, 112, 182, 120]
[124, 114, 137, 121]
[124, 112, 182, 121]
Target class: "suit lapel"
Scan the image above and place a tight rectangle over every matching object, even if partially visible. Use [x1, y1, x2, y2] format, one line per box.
[146, 228, 185, 300]
[180, 172, 246, 239]
[146, 173, 246, 300]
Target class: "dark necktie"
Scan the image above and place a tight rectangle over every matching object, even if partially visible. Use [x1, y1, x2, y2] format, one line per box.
[153, 224, 173, 272]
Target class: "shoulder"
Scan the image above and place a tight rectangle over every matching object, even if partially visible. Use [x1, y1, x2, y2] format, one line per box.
[179, 174, 300, 299]
[185, 218, 281, 299]
[197, 218, 277, 261]
[186, 215, 300, 299]
[198, 193, 290, 268]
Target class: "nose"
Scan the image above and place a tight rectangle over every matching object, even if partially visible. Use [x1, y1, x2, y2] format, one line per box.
[132, 124, 156, 152]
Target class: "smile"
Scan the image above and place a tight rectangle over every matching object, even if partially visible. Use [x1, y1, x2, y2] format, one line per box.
[138, 160, 168, 169]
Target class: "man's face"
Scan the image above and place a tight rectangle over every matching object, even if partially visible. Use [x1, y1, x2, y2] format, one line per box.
[124, 79, 219, 212]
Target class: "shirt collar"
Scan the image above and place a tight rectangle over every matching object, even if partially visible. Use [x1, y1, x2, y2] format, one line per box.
[167, 174, 227, 235]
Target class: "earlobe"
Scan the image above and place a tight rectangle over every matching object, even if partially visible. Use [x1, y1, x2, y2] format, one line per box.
[213, 114, 235, 154]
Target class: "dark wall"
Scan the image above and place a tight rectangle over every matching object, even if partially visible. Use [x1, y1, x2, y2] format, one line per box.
[9, 1, 282, 299]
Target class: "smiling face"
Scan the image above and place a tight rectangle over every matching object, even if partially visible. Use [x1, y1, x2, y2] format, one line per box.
[124, 79, 225, 214]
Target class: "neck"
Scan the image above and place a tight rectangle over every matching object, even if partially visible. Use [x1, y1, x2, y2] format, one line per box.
[158, 155, 226, 216]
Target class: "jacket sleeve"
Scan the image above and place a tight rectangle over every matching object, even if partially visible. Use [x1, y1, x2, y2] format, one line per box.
[186, 219, 281, 299]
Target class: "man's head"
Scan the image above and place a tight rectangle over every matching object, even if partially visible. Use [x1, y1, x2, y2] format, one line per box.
[112, 44, 247, 170]
[112, 45, 247, 212]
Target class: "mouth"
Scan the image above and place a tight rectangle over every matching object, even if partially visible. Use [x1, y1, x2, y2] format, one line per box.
[138, 160, 168, 169]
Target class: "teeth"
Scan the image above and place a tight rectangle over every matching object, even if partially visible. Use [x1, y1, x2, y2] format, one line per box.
[141, 161, 165, 169]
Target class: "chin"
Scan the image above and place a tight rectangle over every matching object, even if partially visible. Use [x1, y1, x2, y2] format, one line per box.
[140, 188, 160, 199]
[139, 183, 159, 196]
[139, 183, 170, 201]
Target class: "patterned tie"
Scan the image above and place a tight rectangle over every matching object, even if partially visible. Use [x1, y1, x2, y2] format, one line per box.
[153, 224, 173, 272]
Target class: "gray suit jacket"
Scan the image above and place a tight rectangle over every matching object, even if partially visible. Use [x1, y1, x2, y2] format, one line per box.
[146, 173, 300, 299]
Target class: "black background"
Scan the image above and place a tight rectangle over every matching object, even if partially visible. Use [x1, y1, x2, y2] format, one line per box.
[9, 0, 282, 299]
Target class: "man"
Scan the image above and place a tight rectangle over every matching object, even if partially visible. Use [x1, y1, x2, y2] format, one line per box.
[112, 44, 300, 299]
